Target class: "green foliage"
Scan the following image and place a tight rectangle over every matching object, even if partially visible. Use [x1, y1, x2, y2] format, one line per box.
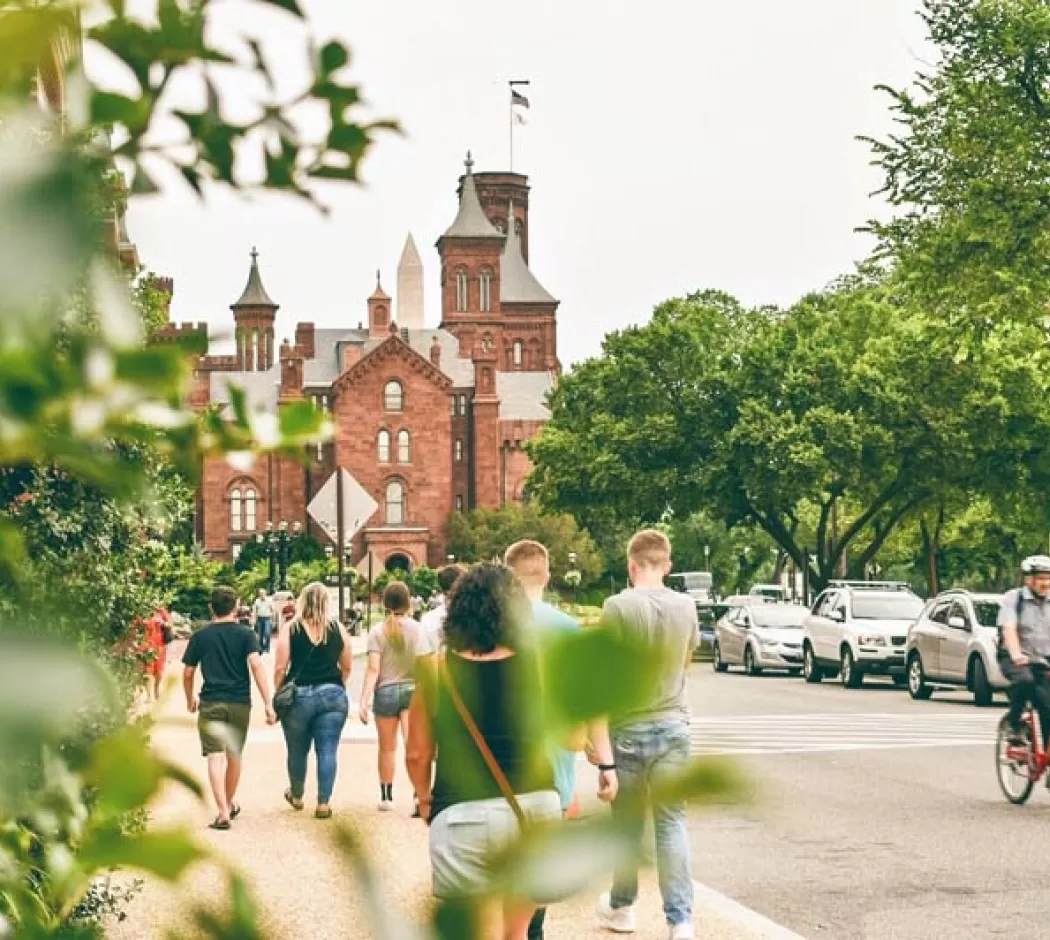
[410, 565, 439, 601]
[233, 531, 324, 572]
[154, 546, 226, 621]
[446, 503, 604, 590]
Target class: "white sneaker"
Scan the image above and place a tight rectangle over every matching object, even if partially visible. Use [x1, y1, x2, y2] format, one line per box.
[596, 892, 636, 933]
[377, 799, 393, 812]
[668, 924, 695, 940]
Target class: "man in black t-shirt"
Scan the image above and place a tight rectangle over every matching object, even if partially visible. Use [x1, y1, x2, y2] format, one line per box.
[183, 586, 276, 830]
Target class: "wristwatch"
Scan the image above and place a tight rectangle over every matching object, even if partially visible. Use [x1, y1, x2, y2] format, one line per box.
[598, 763, 617, 772]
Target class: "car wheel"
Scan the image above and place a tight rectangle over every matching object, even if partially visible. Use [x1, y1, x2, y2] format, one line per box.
[907, 653, 933, 700]
[841, 648, 863, 689]
[803, 644, 823, 683]
[712, 641, 729, 673]
[744, 645, 762, 677]
[972, 656, 994, 707]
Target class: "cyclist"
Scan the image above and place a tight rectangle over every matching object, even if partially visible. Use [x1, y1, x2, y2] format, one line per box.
[998, 555, 1050, 745]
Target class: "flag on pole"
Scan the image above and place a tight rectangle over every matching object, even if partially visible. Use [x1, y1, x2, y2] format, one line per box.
[514, 111, 527, 125]
[511, 89, 530, 109]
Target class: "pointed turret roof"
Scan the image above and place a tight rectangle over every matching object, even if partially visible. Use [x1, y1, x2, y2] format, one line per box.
[231, 247, 277, 309]
[398, 233, 422, 267]
[500, 200, 556, 304]
[370, 269, 390, 301]
[441, 152, 502, 240]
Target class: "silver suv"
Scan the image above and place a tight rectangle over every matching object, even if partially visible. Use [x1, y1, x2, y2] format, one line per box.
[802, 581, 925, 688]
[905, 590, 1008, 706]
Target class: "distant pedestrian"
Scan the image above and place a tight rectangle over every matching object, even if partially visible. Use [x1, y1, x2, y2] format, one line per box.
[504, 540, 617, 940]
[142, 607, 172, 703]
[419, 564, 467, 654]
[182, 586, 276, 831]
[412, 593, 424, 621]
[251, 589, 275, 654]
[274, 582, 352, 819]
[596, 529, 698, 940]
[406, 564, 577, 940]
[360, 582, 424, 812]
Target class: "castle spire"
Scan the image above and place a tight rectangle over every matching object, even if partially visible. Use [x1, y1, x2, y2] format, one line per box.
[440, 151, 501, 240]
[500, 199, 555, 304]
[232, 246, 278, 309]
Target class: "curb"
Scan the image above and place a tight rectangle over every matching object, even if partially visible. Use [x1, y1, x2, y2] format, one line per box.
[692, 880, 806, 940]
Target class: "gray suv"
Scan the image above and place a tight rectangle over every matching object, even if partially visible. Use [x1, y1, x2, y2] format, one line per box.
[905, 590, 1008, 706]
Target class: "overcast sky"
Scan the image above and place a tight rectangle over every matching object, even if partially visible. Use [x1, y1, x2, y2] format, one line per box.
[114, 0, 927, 365]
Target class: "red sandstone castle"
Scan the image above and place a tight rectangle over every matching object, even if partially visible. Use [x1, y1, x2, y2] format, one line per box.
[160, 157, 560, 571]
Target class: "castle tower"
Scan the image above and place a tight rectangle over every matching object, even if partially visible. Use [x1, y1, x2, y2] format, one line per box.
[396, 233, 425, 330]
[368, 271, 392, 340]
[231, 247, 278, 372]
[436, 152, 504, 356]
[472, 172, 531, 263]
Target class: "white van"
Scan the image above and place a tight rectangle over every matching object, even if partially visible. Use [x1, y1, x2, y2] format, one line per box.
[667, 571, 713, 602]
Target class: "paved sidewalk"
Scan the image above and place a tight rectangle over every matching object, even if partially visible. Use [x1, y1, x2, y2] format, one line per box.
[108, 651, 757, 940]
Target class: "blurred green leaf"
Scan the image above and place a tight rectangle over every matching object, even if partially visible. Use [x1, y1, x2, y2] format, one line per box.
[79, 828, 201, 881]
[319, 40, 349, 75]
[651, 756, 751, 807]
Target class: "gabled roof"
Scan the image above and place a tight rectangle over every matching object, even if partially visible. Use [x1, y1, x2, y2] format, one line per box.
[441, 155, 502, 240]
[500, 201, 556, 305]
[232, 248, 278, 309]
[332, 332, 453, 395]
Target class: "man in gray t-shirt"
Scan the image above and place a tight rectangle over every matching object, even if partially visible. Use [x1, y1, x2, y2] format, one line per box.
[999, 555, 1050, 739]
[596, 529, 697, 938]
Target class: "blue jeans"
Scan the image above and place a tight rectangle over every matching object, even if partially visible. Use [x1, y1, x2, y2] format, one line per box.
[256, 617, 273, 653]
[609, 719, 693, 927]
[281, 684, 348, 804]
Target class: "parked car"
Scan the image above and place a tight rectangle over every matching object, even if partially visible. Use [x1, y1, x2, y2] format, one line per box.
[801, 581, 925, 688]
[905, 590, 1008, 706]
[694, 602, 728, 661]
[713, 602, 808, 675]
[668, 571, 714, 603]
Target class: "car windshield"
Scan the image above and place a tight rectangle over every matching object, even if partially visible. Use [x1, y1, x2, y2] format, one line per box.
[753, 606, 807, 628]
[973, 600, 1002, 629]
[850, 594, 924, 621]
[697, 605, 727, 627]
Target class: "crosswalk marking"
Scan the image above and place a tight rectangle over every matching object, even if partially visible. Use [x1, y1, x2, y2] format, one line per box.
[688, 712, 1001, 756]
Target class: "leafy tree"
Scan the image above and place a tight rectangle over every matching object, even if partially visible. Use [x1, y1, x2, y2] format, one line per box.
[664, 513, 780, 597]
[410, 565, 439, 601]
[866, 0, 1050, 332]
[447, 503, 604, 590]
[233, 530, 324, 572]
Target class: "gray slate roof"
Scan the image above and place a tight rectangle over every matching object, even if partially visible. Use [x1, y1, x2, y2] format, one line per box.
[360, 328, 475, 388]
[497, 371, 554, 421]
[441, 171, 502, 240]
[303, 328, 367, 386]
[500, 206, 557, 305]
[232, 252, 278, 308]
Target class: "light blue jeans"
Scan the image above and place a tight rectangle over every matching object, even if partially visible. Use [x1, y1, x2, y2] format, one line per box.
[281, 684, 348, 804]
[609, 718, 693, 927]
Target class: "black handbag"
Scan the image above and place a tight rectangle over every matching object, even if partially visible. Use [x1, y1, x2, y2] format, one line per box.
[273, 622, 321, 721]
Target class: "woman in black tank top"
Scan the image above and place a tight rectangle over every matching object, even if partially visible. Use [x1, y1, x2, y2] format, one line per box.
[273, 582, 352, 818]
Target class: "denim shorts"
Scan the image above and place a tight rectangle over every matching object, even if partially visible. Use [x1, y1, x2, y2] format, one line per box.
[373, 680, 415, 718]
[429, 790, 561, 899]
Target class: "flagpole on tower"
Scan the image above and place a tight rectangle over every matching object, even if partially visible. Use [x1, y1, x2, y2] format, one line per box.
[509, 79, 530, 171]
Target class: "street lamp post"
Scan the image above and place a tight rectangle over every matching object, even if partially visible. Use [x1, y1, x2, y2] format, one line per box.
[704, 544, 711, 571]
[567, 551, 580, 606]
[256, 521, 277, 594]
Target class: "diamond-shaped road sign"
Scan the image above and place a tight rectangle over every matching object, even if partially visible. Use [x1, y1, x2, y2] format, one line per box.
[307, 468, 378, 545]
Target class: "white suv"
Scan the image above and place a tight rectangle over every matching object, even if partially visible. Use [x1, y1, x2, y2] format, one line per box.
[801, 582, 925, 689]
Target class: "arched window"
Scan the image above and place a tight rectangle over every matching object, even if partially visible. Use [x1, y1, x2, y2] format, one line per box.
[252, 328, 260, 371]
[375, 305, 387, 327]
[384, 380, 403, 412]
[230, 488, 242, 532]
[377, 429, 391, 463]
[244, 488, 257, 531]
[480, 268, 493, 312]
[455, 439, 464, 463]
[386, 480, 405, 526]
[398, 429, 411, 463]
[455, 268, 468, 313]
[513, 339, 523, 367]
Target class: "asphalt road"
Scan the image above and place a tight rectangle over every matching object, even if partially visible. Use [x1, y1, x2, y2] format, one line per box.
[684, 665, 1048, 940]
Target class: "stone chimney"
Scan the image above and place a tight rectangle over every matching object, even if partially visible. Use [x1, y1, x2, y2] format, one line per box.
[430, 335, 442, 368]
[341, 343, 361, 374]
[295, 322, 315, 359]
[279, 341, 304, 401]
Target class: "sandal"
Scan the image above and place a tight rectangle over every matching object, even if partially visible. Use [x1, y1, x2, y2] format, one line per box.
[208, 818, 231, 831]
[230, 804, 242, 820]
[315, 806, 333, 820]
[284, 789, 304, 811]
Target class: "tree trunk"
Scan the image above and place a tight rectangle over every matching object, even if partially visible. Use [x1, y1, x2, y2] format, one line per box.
[919, 510, 943, 597]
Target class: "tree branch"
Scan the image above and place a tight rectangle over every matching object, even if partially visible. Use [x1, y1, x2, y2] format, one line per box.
[830, 480, 905, 569]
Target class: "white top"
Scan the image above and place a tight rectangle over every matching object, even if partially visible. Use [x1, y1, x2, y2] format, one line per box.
[418, 603, 447, 655]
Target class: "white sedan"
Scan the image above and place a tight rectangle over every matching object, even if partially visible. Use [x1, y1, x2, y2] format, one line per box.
[713, 603, 808, 676]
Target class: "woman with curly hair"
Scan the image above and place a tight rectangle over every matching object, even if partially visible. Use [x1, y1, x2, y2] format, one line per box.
[406, 563, 562, 940]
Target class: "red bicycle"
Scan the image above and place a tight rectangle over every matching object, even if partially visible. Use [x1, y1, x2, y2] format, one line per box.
[996, 708, 1050, 804]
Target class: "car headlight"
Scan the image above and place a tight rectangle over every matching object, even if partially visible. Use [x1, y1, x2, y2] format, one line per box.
[756, 634, 778, 647]
[857, 635, 887, 647]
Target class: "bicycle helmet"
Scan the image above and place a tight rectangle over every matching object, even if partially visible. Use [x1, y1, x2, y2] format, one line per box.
[1021, 555, 1050, 575]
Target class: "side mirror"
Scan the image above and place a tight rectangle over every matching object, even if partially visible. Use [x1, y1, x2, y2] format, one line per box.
[948, 615, 967, 630]
[830, 609, 845, 623]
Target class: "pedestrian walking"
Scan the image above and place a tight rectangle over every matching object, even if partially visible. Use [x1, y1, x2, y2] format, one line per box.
[251, 589, 275, 654]
[273, 581, 352, 819]
[595, 529, 699, 940]
[182, 586, 276, 831]
[142, 607, 172, 703]
[504, 540, 617, 940]
[419, 564, 467, 654]
[406, 563, 580, 940]
[359, 581, 423, 811]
